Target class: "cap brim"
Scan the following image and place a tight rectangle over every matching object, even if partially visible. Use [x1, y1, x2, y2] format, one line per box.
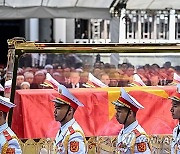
[168, 96, 180, 103]
[112, 101, 126, 107]
[52, 99, 66, 105]
[40, 83, 53, 88]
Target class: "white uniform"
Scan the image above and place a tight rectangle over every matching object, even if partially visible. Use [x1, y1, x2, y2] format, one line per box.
[0, 122, 22, 154]
[171, 124, 180, 154]
[55, 118, 86, 154]
[116, 120, 151, 154]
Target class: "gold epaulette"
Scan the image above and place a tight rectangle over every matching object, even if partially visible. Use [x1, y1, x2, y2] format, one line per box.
[2, 130, 19, 154]
[131, 129, 152, 153]
[63, 126, 87, 154]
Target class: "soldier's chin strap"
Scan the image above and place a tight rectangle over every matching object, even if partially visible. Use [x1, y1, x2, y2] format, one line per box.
[60, 105, 71, 123]
[123, 108, 131, 125]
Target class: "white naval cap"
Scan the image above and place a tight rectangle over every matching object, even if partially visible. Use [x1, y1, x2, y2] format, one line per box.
[112, 88, 144, 112]
[84, 73, 108, 88]
[53, 84, 84, 110]
[130, 74, 146, 86]
[173, 73, 180, 83]
[41, 73, 60, 90]
[0, 96, 15, 113]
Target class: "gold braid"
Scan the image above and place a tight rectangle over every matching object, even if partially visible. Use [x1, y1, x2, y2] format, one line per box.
[130, 132, 152, 153]
[63, 130, 87, 154]
[1, 136, 20, 154]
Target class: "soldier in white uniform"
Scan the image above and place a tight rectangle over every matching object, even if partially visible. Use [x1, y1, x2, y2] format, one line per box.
[0, 96, 22, 154]
[52, 84, 87, 154]
[169, 84, 180, 154]
[112, 88, 151, 154]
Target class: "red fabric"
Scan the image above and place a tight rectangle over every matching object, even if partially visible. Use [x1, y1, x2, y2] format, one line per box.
[12, 88, 109, 138]
[56, 95, 78, 110]
[118, 97, 138, 112]
[72, 88, 109, 136]
[0, 104, 10, 112]
[129, 89, 177, 134]
[12, 89, 60, 139]
[11, 86, 178, 139]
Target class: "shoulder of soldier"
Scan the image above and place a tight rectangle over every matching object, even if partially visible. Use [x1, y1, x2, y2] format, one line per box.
[68, 125, 84, 138]
[1, 128, 21, 152]
[3, 127, 20, 143]
[72, 121, 84, 131]
[62, 125, 86, 152]
[2, 128, 15, 141]
[133, 128, 149, 143]
[67, 125, 86, 153]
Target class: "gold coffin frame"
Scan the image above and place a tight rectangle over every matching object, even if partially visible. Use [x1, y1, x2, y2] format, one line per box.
[6, 37, 180, 125]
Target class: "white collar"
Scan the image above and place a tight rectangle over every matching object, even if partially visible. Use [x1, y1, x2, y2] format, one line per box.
[60, 118, 75, 133]
[122, 120, 138, 134]
[0, 122, 8, 134]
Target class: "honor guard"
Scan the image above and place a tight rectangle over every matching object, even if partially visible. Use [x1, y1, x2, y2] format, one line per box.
[0, 96, 22, 154]
[169, 84, 180, 154]
[128, 74, 146, 87]
[169, 66, 180, 85]
[169, 72, 180, 86]
[52, 84, 87, 154]
[112, 88, 151, 154]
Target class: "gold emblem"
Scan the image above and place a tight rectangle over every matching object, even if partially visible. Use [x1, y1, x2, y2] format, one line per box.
[137, 142, 146, 152]
[70, 141, 79, 152]
[6, 148, 15, 154]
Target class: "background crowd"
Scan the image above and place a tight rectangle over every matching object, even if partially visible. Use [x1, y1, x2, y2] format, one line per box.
[0, 53, 179, 93]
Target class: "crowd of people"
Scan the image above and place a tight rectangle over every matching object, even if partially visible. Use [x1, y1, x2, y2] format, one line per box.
[0, 56, 180, 102]
[1, 60, 180, 91]
[0, 52, 176, 90]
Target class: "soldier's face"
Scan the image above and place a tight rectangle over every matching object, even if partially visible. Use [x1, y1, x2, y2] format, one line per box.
[115, 106, 129, 124]
[54, 103, 69, 122]
[170, 100, 180, 120]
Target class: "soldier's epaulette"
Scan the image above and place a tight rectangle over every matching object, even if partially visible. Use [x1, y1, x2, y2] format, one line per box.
[68, 126, 75, 135]
[133, 129, 141, 138]
[3, 130, 12, 141]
